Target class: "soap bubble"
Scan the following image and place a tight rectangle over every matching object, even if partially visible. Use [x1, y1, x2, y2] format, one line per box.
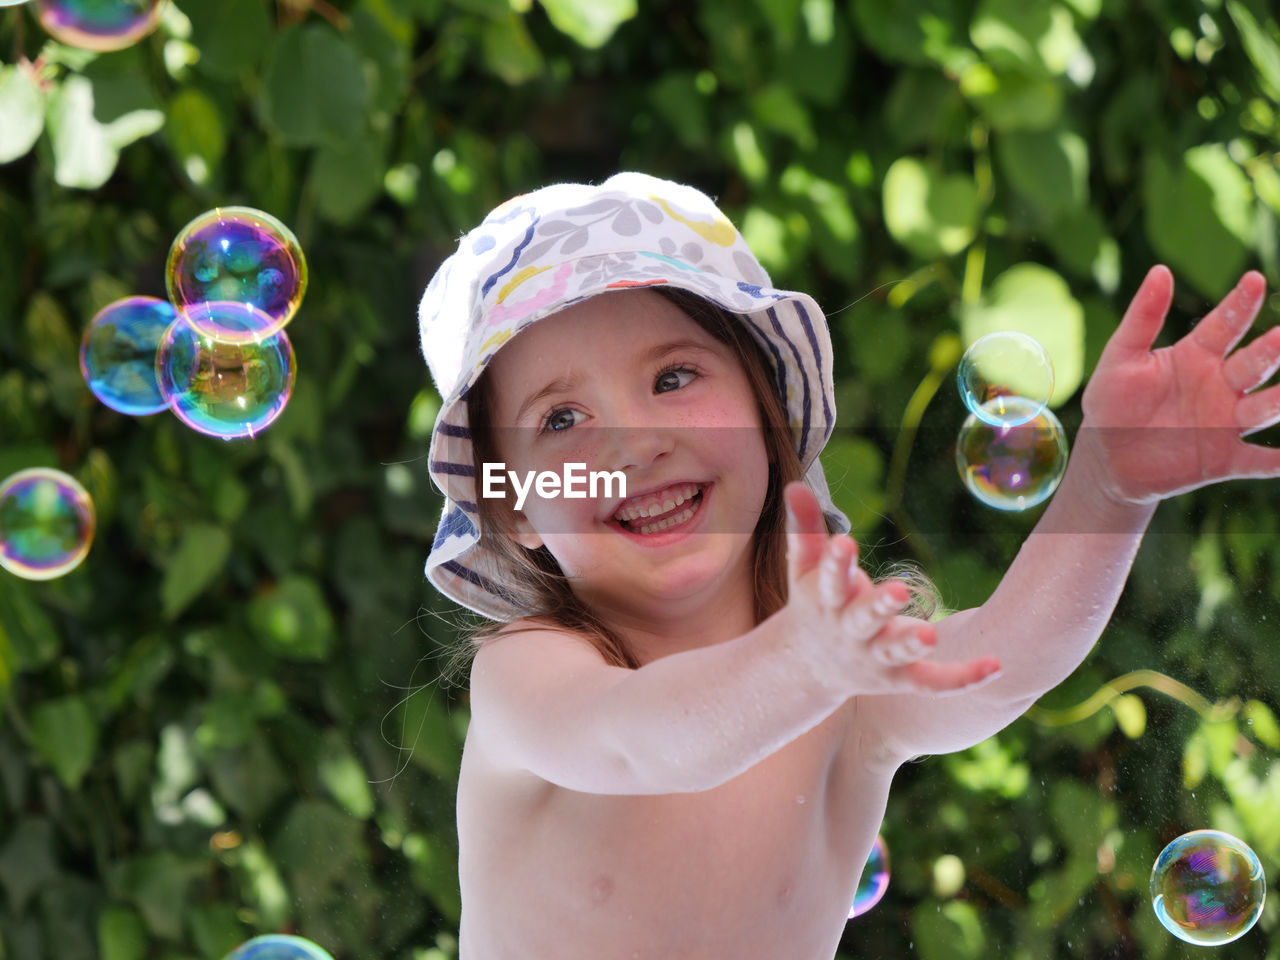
[167, 206, 307, 341]
[35, 0, 167, 52]
[956, 397, 1068, 511]
[0, 1, 34, 7]
[156, 307, 295, 440]
[80, 296, 176, 416]
[1151, 830, 1265, 946]
[849, 834, 890, 919]
[958, 331, 1054, 427]
[0, 468, 95, 580]
[223, 935, 336, 960]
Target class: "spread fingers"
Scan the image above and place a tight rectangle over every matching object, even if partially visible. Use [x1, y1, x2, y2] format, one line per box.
[868, 619, 936, 666]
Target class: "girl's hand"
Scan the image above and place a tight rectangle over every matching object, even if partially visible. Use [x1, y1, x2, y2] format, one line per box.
[1081, 266, 1280, 505]
[782, 482, 1000, 696]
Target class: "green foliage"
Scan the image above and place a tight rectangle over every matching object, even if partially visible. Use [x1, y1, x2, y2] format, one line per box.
[1, 0, 1280, 957]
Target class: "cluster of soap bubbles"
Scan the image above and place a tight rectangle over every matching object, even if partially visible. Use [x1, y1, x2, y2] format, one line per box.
[1151, 829, 1266, 945]
[1, 206, 305, 583]
[81, 206, 305, 441]
[0, 0, 168, 52]
[223, 934, 335, 960]
[955, 331, 1068, 511]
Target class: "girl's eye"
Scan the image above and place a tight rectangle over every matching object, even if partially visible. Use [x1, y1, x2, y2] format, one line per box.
[538, 364, 700, 434]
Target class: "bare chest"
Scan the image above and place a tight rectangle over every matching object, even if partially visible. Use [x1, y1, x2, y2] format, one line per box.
[455, 699, 894, 960]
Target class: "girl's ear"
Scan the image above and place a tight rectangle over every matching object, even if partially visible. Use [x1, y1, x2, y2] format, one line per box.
[510, 510, 544, 550]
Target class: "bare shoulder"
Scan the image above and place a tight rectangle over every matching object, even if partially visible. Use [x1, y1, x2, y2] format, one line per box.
[466, 617, 635, 780]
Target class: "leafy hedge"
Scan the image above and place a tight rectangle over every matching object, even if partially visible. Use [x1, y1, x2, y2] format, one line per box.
[2, 0, 1279, 957]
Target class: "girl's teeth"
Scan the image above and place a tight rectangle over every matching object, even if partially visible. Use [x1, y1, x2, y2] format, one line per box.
[615, 484, 701, 522]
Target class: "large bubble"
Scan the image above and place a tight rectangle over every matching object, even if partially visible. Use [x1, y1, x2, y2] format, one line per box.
[955, 397, 1068, 511]
[223, 935, 336, 960]
[848, 834, 890, 919]
[958, 331, 1055, 427]
[35, 0, 167, 52]
[80, 295, 175, 416]
[156, 306, 296, 440]
[0, 468, 96, 580]
[167, 206, 307, 341]
[1151, 829, 1265, 946]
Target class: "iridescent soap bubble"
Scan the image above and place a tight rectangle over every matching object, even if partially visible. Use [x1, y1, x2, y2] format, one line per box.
[167, 206, 307, 341]
[1151, 830, 1266, 946]
[80, 296, 176, 416]
[0, 468, 95, 580]
[36, 0, 167, 52]
[958, 331, 1055, 427]
[223, 935, 336, 960]
[956, 396, 1068, 511]
[1, 1, 34, 7]
[849, 834, 890, 919]
[156, 307, 296, 440]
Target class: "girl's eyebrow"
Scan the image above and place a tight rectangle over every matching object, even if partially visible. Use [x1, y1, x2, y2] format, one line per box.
[512, 338, 719, 425]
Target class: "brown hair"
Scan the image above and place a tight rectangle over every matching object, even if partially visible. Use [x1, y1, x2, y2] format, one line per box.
[431, 287, 943, 689]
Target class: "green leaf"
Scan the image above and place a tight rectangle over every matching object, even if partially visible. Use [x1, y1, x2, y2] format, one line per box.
[247, 574, 335, 661]
[1110, 693, 1147, 739]
[165, 88, 226, 187]
[98, 906, 147, 960]
[312, 135, 386, 225]
[0, 819, 58, 913]
[0, 64, 46, 163]
[29, 695, 99, 789]
[884, 69, 968, 148]
[184, 0, 272, 80]
[960, 62, 1063, 130]
[852, 0, 969, 68]
[537, 0, 637, 48]
[775, 4, 852, 106]
[1144, 146, 1255, 299]
[996, 127, 1089, 220]
[970, 0, 1083, 77]
[1226, 1, 1280, 103]
[112, 852, 195, 941]
[0, 575, 61, 671]
[750, 84, 816, 150]
[398, 686, 463, 783]
[480, 12, 544, 85]
[753, 0, 803, 45]
[960, 262, 1086, 407]
[317, 730, 376, 819]
[1046, 206, 1120, 294]
[882, 156, 980, 259]
[271, 800, 367, 886]
[46, 76, 164, 189]
[912, 899, 986, 960]
[1243, 699, 1280, 748]
[161, 522, 232, 621]
[260, 24, 369, 147]
[649, 72, 711, 150]
[820, 435, 885, 539]
[186, 904, 244, 960]
[80, 48, 161, 123]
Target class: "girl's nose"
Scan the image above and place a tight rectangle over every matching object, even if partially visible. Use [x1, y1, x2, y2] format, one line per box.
[599, 422, 676, 475]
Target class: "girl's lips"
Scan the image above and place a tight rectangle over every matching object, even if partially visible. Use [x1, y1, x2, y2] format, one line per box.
[606, 482, 712, 546]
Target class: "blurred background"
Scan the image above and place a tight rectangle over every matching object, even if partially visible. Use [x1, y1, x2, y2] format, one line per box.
[2, 0, 1280, 957]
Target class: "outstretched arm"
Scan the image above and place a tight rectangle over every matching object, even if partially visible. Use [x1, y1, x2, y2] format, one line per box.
[854, 266, 1280, 762]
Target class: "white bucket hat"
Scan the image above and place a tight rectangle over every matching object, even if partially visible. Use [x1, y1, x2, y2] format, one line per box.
[419, 172, 850, 621]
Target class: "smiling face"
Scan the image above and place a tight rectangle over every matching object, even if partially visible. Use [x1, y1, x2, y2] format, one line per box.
[483, 288, 772, 648]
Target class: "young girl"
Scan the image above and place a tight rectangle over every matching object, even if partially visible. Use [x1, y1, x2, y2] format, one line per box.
[418, 173, 1277, 959]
